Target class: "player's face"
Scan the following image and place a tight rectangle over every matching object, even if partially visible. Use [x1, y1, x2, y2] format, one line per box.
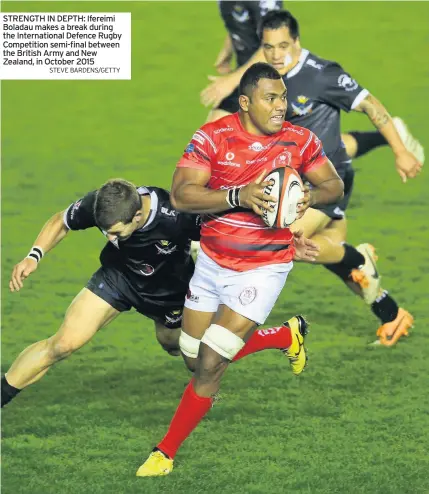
[106, 219, 139, 242]
[262, 27, 300, 74]
[241, 78, 287, 135]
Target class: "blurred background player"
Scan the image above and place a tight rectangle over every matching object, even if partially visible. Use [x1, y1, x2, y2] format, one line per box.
[204, 1, 424, 164]
[136, 63, 344, 477]
[198, 9, 423, 345]
[1, 179, 201, 408]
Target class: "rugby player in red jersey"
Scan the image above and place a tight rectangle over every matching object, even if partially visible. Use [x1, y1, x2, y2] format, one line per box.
[136, 63, 344, 477]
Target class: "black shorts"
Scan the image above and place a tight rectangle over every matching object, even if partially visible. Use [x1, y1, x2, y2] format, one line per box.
[217, 88, 240, 114]
[312, 147, 355, 220]
[86, 266, 186, 329]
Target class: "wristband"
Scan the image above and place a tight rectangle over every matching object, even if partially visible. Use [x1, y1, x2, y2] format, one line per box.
[226, 187, 242, 208]
[26, 246, 44, 263]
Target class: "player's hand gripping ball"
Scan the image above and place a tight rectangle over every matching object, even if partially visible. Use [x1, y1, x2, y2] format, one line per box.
[261, 166, 304, 228]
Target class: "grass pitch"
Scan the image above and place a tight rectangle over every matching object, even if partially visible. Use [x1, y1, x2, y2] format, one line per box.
[2, 2, 429, 493]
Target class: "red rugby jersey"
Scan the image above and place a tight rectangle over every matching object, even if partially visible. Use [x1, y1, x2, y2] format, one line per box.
[177, 113, 327, 271]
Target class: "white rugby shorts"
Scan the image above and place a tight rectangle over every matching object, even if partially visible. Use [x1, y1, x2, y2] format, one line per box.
[184, 249, 293, 325]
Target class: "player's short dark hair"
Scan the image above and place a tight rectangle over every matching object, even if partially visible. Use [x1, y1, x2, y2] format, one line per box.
[239, 62, 282, 99]
[94, 178, 141, 230]
[259, 10, 300, 40]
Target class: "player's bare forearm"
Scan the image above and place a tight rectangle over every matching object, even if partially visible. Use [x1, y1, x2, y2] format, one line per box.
[171, 183, 229, 213]
[218, 34, 233, 60]
[32, 211, 70, 254]
[310, 178, 344, 206]
[303, 160, 344, 206]
[354, 94, 407, 156]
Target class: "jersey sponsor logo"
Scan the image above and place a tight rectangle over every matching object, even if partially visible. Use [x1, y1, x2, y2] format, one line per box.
[214, 126, 234, 134]
[186, 289, 199, 303]
[306, 58, 323, 70]
[285, 126, 304, 136]
[192, 133, 205, 146]
[272, 151, 292, 168]
[246, 157, 268, 165]
[161, 206, 176, 217]
[139, 264, 155, 276]
[155, 240, 178, 255]
[232, 5, 249, 23]
[248, 142, 270, 152]
[239, 287, 257, 306]
[219, 151, 241, 167]
[291, 95, 314, 116]
[338, 74, 359, 92]
[185, 143, 195, 153]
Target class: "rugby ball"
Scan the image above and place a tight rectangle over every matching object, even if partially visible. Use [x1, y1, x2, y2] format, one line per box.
[261, 166, 304, 228]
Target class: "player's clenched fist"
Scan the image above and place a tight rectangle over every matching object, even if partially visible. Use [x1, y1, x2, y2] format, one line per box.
[9, 258, 38, 292]
[239, 171, 277, 216]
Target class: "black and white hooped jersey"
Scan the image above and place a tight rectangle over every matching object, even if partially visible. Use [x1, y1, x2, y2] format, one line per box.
[63, 186, 201, 286]
[218, 1, 283, 67]
[283, 49, 368, 158]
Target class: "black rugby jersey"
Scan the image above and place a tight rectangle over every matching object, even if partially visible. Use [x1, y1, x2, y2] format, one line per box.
[283, 49, 368, 158]
[219, 1, 283, 67]
[64, 186, 201, 288]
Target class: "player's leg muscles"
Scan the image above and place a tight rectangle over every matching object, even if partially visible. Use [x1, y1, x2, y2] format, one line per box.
[193, 305, 255, 397]
[5, 288, 119, 390]
[292, 207, 331, 238]
[292, 209, 346, 264]
[180, 307, 215, 372]
[155, 322, 181, 357]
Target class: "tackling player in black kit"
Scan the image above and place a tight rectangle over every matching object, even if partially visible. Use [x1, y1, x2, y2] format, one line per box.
[1, 179, 201, 408]
[203, 1, 424, 163]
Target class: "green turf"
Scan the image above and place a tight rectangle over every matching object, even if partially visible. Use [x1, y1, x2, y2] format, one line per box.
[2, 1, 429, 493]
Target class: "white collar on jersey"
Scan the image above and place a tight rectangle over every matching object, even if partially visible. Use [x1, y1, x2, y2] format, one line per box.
[286, 48, 310, 79]
[136, 187, 158, 230]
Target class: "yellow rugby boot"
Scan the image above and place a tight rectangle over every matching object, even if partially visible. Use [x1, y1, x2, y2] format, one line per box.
[136, 450, 174, 477]
[282, 315, 309, 376]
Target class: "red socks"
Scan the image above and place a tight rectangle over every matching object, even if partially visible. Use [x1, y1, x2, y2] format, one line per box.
[157, 380, 213, 459]
[232, 324, 292, 362]
[157, 325, 293, 459]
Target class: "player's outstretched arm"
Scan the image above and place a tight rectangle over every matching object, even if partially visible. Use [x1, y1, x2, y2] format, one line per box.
[214, 34, 234, 75]
[201, 47, 266, 108]
[354, 94, 423, 182]
[9, 211, 70, 292]
[299, 160, 344, 216]
[171, 168, 276, 215]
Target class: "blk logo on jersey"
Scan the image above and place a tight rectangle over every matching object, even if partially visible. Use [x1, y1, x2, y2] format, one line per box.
[338, 74, 358, 92]
[291, 96, 314, 116]
[161, 206, 176, 217]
